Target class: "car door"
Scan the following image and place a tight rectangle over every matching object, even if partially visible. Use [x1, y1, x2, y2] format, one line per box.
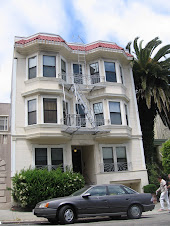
[107, 185, 131, 213]
[78, 185, 109, 215]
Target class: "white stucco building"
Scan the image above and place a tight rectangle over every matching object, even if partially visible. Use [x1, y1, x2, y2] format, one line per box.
[11, 33, 148, 192]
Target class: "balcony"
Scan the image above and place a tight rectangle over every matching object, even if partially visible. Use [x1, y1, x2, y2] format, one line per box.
[32, 164, 66, 171]
[100, 162, 132, 173]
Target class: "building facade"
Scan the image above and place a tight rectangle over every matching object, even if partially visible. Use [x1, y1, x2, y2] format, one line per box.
[0, 103, 11, 205]
[11, 33, 148, 192]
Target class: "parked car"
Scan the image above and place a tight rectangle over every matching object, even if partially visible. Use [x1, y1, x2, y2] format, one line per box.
[33, 184, 155, 224]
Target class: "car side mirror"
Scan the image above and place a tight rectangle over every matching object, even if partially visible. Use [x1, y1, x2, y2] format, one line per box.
[82, 193, 91, 198]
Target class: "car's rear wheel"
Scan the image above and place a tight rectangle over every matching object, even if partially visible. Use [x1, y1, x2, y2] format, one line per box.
[127, 204, 142, 219]
[59, 205, 75, 224]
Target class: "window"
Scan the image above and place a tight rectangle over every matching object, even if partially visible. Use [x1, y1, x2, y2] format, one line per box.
[124, 104, 129, 126]
[90, 62, 100, 84]
[0, 116, 8, 131]
[28, 99, 36, 125]
[108, 185, 126, 195]
[104, 62, 117, 82]
[86, 186, 107, 196]
[109, 102, 122, 125]
[63, 101, 69, 125]
[35, 147, 64, 170]
[51, 148, 63, 166]
[93, 103, 104, 126]
[102, 146, 127, 172]
[43, 56, 56, 77]
[73, 64, 83, 84]
[61, 59, 66, 81]
[123, 186, 136, 194]
[28, 56, 36, 79]
[35, 148, 47, 167]
[119, 65, 124, 84]
[43, 98, 57, 123]
[76, 104, 86, 127]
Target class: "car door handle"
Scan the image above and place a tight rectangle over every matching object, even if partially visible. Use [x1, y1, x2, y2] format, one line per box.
[126, 198, 129, 200]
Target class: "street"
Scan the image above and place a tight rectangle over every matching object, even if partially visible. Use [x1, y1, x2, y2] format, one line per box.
[2, 213, 170, 226]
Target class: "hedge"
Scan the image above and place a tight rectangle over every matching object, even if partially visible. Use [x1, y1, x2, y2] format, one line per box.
[143, 184, 157, 194]
[11, 168, 85, 209]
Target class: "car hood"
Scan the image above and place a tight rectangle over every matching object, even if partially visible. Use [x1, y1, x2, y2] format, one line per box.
[36, 195, 74, 207]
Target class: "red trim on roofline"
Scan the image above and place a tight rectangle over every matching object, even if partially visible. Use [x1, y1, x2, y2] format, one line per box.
[15, 34, 133, 58]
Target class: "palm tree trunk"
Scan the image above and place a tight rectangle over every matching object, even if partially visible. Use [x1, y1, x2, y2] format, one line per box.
[138, 98, 157, 164]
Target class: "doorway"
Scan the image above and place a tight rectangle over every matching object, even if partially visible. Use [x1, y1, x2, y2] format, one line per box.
[72, 148, 82, 174]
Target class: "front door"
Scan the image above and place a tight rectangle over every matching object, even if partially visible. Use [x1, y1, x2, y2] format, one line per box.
[72, 149, 82, 173]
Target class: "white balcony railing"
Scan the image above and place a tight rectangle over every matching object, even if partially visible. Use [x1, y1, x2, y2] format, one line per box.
[100, 162, 132, 173]
[32, 164, 65, 171]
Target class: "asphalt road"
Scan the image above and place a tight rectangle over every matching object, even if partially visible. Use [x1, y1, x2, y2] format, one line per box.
[2, 213, 170, 226]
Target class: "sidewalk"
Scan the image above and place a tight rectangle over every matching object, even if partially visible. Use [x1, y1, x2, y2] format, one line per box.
[0, 202, 169, 224]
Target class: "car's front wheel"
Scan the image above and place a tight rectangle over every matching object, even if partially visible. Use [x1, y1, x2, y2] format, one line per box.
[58, 205, 75, 224]
[127, 204, 142, 219]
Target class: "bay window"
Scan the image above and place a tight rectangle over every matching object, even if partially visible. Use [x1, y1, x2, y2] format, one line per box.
[43, 98, 57, 123]
[104, 62, 117, 82]
[43, 56, 56, 77]
[109, 101, 122, 125]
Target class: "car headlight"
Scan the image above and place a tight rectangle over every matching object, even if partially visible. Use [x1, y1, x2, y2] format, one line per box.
[39, 202, 49, 208]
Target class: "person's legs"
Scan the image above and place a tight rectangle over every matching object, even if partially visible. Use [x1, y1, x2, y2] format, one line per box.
[159, 192, 166, 210]
[164, 191, 170, 210]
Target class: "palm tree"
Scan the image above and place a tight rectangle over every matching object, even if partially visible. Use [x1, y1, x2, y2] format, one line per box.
[126, 37, 170, 164]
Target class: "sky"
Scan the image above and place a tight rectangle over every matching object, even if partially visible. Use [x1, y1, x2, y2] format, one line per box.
[0, 0, 170, 103]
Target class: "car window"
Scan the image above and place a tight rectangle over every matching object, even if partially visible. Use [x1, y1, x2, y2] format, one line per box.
[71, 186, 91, 196]
[123, 186, 137, 194]
[108, 185, 126, 195]
[86, 186, 107, 196]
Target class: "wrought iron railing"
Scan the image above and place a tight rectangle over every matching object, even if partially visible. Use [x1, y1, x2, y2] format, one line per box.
[58, 73, 105, 85]
[100, 162, 132, 173]
[32, 164, 64, 171]
[62, 114, 106, 127]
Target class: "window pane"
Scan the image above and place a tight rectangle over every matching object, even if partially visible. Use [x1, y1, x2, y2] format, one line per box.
[43, 66, 56, 77]
[94, 103, 103, 114]
[120, 65, 123, 84]
[35, 148, 47, 165]
[29, 67, 36, 79]
[90, 63, 99, 75]
[87, 186, 107, 196]
[73, 64, 82, 74]
[51, 148, 63, 165]
[109, 102, 120, 113]
[76, 104, 85, 115]
[108, 185, 126, 195]
[102, 147, 113, 159]
[61, 59, 66, 72]
[29, 57, 36, 68]
[28, 111, 36, 125]
[43, 98, 57, 123]
[104, 62, 115, 72]
[110, 113, 121, 125]
[0, 117, 8, 131]
[43, 56, 56, 66]
[104, 62, 116, 82]
[28, 99, 36, 112]
[116, 147, 126, 158]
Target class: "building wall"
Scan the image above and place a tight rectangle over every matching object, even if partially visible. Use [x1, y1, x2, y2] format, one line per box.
[0, 103, 11, 204]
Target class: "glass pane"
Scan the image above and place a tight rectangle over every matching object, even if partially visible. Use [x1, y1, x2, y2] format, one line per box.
[95, 114, 104, 126]
[44, 99, 57, 123]
[43, 66, 56, 77]
[108, 185, 126, 195]
[102, 147, 113, 159]
[43, 56, 56, 66]
[28, 111, 36, 125]
[109, 102, 120, 113]
[87, 186, 107, 196]
[110, 112, 122, 125]
[73, 64, 82, 74]
[29, 67, 36, 79]
[28, 99, 36, 112]
[104, 62, 115, 72]
[51, 148, 63, 165]
[105, 62, 116, 82]
[44, 111, 57, 123]
[35, 148, 47, 165]
[29, 56, 36, 68]
[90, 62, 99, 75]
[106, 71, 116, 82]
[120, 65, 123, 84]
[93, 103, 103, 114]
[76, 104, 85, 115]
[61, 59, 66, 72]
[44, 99, 57, 110]
[116, 147, 126, 158]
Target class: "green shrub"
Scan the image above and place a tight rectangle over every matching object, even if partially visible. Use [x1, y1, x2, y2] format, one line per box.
[161, 139, 170, 174]
[143, 184, 157, 194]
[11, 168, 85, 209]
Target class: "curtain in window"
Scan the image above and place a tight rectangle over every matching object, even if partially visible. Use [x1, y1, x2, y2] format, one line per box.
[44, 98, 57, 123]
[35, 148, 47, 166]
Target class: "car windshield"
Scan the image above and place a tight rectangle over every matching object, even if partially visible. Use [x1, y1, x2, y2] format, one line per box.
[71, 186, 91, 196]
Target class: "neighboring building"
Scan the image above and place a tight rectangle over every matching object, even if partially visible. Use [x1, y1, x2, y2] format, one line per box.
[0, 103, 11, 205]
[154, 114, 170, 161]
[11, 33, 148, 192]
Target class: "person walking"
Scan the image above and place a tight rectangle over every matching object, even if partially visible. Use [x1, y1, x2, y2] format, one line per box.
[167, 174, 170, 201]
[156, 175, 170, 212]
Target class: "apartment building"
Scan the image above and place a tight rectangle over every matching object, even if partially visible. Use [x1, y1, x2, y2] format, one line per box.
[0, 103, 11, 205]
[11, 33, 148, 192]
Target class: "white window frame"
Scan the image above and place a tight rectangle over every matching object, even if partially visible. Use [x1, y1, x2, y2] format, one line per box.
[108, 100, 122, 125]
[25, 96, 38, 126]
[32, 145, 65, 169]
[119, 64, 124, 85]
[26, 53, 38, 80]
[0, 116, 8, 131]
[93, 101, 105, 126]
[103, 60, 117, 83]
[99, 144, 129, 171]
[71, 62, 84, 84]
[88, 61, 100, 84]
[60, 56, 68, 81]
